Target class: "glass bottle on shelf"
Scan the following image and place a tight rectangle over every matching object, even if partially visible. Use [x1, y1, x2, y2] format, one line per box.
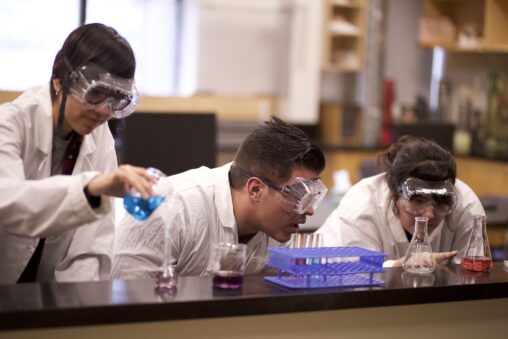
[461, 215, 493, 272]
[402, 216, 436, 274]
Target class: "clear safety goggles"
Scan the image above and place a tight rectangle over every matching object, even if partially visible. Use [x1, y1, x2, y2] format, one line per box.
[271, 177, 328, 214]
[235, 167, 328, 215]
[399, 177, 457, 216]
[68, 63, 139, 119]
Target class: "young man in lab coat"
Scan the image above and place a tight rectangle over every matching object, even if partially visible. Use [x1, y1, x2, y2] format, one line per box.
[112, 117, 328, 277]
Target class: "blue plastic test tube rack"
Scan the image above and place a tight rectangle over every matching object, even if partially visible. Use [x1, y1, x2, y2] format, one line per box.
[264, 246, 387, 289]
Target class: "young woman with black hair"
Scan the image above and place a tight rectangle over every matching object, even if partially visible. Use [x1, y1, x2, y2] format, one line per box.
[0, 23, 155, 283]
[317, 136, 485, 267]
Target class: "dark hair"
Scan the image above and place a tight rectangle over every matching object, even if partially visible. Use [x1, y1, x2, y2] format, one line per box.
[378, 135, 456, 213]
[50, 23, 136, 101]
[229, 116, 325, 188]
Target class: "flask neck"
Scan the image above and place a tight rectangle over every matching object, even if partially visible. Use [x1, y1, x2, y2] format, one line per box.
[473, 215, 487, 232]
[412, 217, 429, 241]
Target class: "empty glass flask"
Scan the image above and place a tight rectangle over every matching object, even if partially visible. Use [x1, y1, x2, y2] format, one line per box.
[402, 216, 436, 274]
[461, 215, 493, 272]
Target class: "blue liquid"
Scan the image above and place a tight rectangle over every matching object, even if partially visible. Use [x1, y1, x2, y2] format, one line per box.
[123, 194, 165, 221]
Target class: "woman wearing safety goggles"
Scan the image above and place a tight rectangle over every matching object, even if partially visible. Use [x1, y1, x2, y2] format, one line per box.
[399, 177, 458, 218]
[0, 23, 158, 285]
[67, 62, 139, 120]
[317, 136, 485, 268]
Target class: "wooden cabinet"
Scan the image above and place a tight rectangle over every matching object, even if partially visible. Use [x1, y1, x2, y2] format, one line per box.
[322, 0, 367, 72]
[320, 103, 362, 147]
[419, 0, 508, 52]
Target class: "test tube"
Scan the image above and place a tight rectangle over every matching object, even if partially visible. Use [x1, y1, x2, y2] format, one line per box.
[289, 233, 303, 249]
[155, 197, 177, 290]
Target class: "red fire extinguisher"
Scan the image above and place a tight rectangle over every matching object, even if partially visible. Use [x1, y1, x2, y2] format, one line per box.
[380, 78, 395, 147]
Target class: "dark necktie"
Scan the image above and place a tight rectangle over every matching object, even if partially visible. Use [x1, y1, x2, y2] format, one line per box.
[17, 132, 83, 283]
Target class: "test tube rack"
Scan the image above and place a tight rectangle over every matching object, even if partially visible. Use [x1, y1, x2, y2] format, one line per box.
[265, 246, 386, 289]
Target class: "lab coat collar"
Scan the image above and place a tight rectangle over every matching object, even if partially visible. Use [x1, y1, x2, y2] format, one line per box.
[375, 175, 406, 243]
[33, 84, 97, 172]
[213, 163, 237, 238]
[376, 177, 411, 257]
[386, 202, 405, 241]
[34, 84, 54, 156]
[428, 220, 445, 242]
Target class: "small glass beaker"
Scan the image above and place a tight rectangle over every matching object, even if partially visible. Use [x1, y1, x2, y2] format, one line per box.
[123, 167, 167, 221]
[461, 215, 493, 272]
[402, 216, 436, 274]
[210, 243, 247, 290]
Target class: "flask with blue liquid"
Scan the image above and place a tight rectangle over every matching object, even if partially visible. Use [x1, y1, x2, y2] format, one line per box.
[124, 167, 167, 221]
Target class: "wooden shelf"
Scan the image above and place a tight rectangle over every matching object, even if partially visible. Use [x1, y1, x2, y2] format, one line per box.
[319, 103, 363, 152]
[419, 0, 508, 54]
[322, 64, 362, 73]
[322, 0, 367, 72]
[329, 30, 363, 38]
[419, 41, 508, 53]
[330, 0, 365, 8]
[330, 1, 364, 9]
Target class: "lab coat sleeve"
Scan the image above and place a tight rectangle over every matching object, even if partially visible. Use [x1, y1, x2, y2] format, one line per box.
[0, 108, 110, 238]
[0, 174, 111, 238]
[317, 193, 384, 252]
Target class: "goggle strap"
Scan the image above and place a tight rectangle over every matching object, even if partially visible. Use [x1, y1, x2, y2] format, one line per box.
[280, 186, 300, 200]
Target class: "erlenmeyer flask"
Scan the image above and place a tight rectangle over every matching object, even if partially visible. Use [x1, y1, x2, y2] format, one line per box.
[461, 215, 493, 272]
[124, 167, 167, 221]
[402, 216, 436, 274]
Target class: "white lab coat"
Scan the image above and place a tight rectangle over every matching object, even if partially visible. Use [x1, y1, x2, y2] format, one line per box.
[112, 163, 281, 279]
[316, 173, 485, 266]
[0, 84, 115, 284]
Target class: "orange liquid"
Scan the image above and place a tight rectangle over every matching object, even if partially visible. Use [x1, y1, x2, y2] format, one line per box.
[461, 256, 493, 272]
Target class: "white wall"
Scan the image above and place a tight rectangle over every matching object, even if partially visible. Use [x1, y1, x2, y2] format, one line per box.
[383, 0, 432, 108]
[179, 0, 323, 124]
[276, 0, 324, 124]
[180, 0, 287, 96]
